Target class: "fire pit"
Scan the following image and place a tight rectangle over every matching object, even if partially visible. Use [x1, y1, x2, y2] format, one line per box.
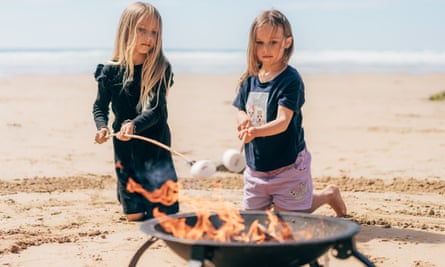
[137, 211, 375, 267]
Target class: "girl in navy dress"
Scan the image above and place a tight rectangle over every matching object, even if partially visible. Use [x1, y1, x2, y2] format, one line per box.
[93, 2, 178, 221]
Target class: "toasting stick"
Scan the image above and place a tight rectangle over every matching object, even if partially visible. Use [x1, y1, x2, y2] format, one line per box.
[105, 133, 216, 178]
[108, 133, 193, 164]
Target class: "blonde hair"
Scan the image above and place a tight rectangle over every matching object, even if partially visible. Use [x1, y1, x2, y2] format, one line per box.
[111, 2, 172, 111]
[239, 9, 294, 85]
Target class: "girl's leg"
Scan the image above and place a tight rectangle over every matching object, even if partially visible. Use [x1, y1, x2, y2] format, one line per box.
[275, 184, 346, 216]
[308, 184, 347, 217]
[126, 213, 145, 221]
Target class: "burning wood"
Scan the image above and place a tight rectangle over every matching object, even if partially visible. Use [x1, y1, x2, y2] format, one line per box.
[153, 208, 304, 244]
[256, 223, 281, 242]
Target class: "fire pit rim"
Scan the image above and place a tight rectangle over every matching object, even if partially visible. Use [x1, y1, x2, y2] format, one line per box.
[140, 210, 360, 247]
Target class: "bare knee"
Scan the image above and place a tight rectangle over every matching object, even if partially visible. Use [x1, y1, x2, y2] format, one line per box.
[324, 184, 340, 196]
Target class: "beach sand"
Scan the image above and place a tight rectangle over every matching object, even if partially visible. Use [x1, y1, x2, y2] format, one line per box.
[0, 72, 444, 266]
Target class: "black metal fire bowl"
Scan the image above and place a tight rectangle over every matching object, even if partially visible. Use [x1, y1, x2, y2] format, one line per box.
[140, 211, 375, 267]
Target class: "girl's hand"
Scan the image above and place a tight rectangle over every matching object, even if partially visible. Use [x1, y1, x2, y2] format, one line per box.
[239, 126, 257, 143]
[237, 111, 251, 131]
[95, 128, 110, 144]
[117, 121, 135, 141]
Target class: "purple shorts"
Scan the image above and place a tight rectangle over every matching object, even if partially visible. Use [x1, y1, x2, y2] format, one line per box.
[243, 148, 313, 211]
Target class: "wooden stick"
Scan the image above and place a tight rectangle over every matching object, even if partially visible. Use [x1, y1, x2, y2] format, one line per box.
[239, 133, 247, 153]
[107, 133, 194, 165]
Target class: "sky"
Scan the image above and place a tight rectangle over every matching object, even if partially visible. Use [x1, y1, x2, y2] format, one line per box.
[0, 0, 444, 51]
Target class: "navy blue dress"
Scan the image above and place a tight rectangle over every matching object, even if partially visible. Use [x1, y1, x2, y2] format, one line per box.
[93, 63, 179, 219]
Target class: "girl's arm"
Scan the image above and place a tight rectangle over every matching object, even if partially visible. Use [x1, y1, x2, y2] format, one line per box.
[93, 64, 112, 143]
[93, 65, 112, 130]
[242, 105, 293, 142]
[131, 66, 173, 134]
[116, 95, 164, 141]
[132, 86, 165, 133]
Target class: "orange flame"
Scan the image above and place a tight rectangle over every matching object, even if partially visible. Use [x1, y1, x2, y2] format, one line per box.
[126, 178, 178, 206]
[152, 207, 309, 243]
[129, 179, 317, 243]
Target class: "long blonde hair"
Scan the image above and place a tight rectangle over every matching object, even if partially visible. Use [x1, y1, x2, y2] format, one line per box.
[239, 9, 294, 86]
[111, 2, 172, 111]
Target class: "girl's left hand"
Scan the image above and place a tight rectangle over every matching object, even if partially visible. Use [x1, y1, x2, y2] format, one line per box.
[239, 127, 256, 144]
[117, 121, 135, 141]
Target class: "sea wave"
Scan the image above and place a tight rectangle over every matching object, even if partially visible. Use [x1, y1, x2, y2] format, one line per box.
[293, 50, 445, 73]
[1, 49, 444, 77]
[0, 49, 110, 78]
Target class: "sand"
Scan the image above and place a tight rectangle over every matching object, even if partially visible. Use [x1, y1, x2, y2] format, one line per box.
[0, 72, 444, 266]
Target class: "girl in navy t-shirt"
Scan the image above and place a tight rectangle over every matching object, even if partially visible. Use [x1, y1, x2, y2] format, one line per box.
[233, 9, 347, 217]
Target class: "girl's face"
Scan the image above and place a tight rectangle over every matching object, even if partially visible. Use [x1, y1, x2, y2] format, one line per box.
[133, 15, 159, 64]
[255, 23, 291, 68]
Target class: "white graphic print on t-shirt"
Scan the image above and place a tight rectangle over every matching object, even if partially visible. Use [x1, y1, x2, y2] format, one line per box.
[246, 92, 268, 127]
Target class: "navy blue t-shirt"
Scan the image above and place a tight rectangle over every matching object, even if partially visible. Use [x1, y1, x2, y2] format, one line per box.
[232, 65, 306, 172]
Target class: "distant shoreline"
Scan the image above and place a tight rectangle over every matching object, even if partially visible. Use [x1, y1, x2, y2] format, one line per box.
[1, 48, 445, 78]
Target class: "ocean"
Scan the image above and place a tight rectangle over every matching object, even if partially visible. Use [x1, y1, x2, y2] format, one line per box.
[1, 48, 444, 78]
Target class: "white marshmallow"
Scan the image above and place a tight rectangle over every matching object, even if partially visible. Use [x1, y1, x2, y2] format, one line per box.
[222, 149, 246, 173]
[190, 160, 216, 178]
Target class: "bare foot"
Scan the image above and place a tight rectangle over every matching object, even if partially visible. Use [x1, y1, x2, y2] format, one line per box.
[324, 184, 347, 217]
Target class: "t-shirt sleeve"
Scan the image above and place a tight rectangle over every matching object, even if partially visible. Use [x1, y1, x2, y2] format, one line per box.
[232, 79, 249, 111]
[278, 78, 305, 112]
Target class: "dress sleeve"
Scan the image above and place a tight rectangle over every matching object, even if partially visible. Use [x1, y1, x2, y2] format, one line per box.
[92, 64, 112, 130]
[132, 64, 173, 133]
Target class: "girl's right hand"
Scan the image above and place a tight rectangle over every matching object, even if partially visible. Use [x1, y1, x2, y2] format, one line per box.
[239, 127, 256, 144]
[95, 128, 110, 144]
